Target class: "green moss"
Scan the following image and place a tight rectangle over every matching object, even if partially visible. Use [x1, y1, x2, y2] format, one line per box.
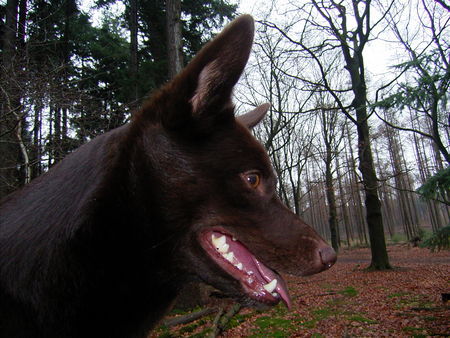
[402, 326, 426, 332]
[168, 305, 203, 316]
[393, 293, 434, 309]
[387, 291, 410, 298]
[300, 320, 317, 329]
[402, 326, 427, 337]
[347, 314, 378, 324]
[249, 315, 302, 337]
[390, 233, 407, 243]
[270, 303, 289, 316]
[339, 286, 358, 297]
[326, 297, 346, 306]
[224, 312, 254, 330]
[254, 316, 292, 329]
[311, 333, 325, 338]
[178, 322, 198, 334]
[189, 327, 213, 337]
[311, 307, 338, 320]
[156, 331, 176, 338]
[320, 282, 336, 292]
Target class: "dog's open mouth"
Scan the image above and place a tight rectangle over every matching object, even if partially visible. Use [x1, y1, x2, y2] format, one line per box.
[200, 229, 291, 308]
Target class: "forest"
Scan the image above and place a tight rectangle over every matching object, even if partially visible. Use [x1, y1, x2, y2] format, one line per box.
[2, 0, 448, 256]
[0, 0, 449, 335]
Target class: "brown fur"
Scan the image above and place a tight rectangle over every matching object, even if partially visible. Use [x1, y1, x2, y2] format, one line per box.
[0, 15, 335, 338]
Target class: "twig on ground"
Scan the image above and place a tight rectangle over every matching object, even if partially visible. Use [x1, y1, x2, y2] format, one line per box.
[209, 303, 242, 337]
[317, 292, 337, 296]
[163, 307, 219, 328]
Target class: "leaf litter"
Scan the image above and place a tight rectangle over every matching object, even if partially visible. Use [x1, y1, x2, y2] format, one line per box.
[153, 245, 449, 337]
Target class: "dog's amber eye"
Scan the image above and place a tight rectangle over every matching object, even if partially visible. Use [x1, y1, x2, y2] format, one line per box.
[245, 172, 260, 189]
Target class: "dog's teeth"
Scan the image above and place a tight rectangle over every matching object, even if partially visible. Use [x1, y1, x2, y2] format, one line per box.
[210, 234, 228, 253]
[263, 279, 277, 293]
[210, 234, 231, 254]
[272, 292, 278, 297]
[223, 252, 234, 262]
[235, 263, 243, 270]
[218, 243, 229, 253]
[217, 235, 226, 245]
[211, 234, 225, 247]
[232, 236, 237, 241]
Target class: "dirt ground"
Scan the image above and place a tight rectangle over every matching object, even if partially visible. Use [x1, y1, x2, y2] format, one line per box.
[153, 245, 450, 337]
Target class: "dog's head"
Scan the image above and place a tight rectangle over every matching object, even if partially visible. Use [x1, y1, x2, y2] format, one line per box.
[132, 15, 336, 309]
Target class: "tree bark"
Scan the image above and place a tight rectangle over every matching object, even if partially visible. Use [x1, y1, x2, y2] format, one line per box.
[129, 0, 139, 109]
[32, 99, 43, 178]
[322, 109, 339, 251]
[336, 156, 352, 247]
[354, 99, 391, 269]
[328, 0, 390, 269]
[345, 125, 368, 245]
[166, 0, 183, 79]
[0, 0, 20, 198]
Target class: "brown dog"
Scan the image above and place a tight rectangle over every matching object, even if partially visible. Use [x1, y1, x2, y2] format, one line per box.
[0, 15, 335, 338]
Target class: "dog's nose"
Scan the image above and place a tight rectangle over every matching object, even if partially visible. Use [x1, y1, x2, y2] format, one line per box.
[319, 247, 337, 269]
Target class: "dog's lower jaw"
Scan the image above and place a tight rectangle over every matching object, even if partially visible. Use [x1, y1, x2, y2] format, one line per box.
[198, 229, 292, 309]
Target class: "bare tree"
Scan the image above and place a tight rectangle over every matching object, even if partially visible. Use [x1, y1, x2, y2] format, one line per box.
[262, 0, 394, 269]
[376, 0, 450, 164]
[238, 24, 317, 216]
[319, 102, 345, 251]
[372, 0, 450, 231]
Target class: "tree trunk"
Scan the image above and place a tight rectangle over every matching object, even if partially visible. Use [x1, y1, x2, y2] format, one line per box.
[17, 0, 27, 47]
[32, 99, 43, 178]
[373, 146, 394, 238]
[129, 0, 139, 108]
[334, 0, 390, 269]
[398, 140, 420, 235]
[324, 134, 339, 251]
[336, 156, 352, 247]
[354, 100, 390, 269]
[385, 124, 414, 238]
[0, 0, 20, 198]
[53, 106, 62, 162]
[345, 125, 368, 245]
[166, 0, 183, 79]
[413, 125, 446, 231]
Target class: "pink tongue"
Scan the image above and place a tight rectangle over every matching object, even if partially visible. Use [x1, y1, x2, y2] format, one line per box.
[216, 232, 292, 308]
[253, 257, 292, 309]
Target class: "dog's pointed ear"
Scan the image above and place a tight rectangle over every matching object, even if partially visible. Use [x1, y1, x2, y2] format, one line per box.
[138, 15, 255, 130]
[189, 15, 254, 115]
[237, 103, 270, 129]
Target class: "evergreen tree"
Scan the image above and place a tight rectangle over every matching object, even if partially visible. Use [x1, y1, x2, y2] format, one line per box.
[0, 0, 237, 194]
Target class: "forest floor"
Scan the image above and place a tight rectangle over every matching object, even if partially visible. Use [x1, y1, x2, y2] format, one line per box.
[152, 245, 450, 337]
